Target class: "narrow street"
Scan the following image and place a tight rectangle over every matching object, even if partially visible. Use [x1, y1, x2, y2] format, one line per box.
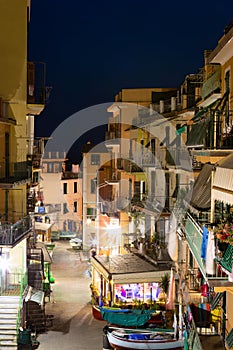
[37, 241, 105, 350]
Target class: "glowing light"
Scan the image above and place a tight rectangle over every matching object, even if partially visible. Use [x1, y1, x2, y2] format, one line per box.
[0, 255, 10, 272]
[86, 218, 92, 225]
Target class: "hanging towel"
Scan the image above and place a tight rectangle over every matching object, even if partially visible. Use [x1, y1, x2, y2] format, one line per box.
[201, 226, 209, 262]
[206, 230, 216, 275]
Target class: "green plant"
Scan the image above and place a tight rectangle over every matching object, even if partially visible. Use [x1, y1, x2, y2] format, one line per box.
[214, 222, 233, 245]
[160, 273, 170, 295]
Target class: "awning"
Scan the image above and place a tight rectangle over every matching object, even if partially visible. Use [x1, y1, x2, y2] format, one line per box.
[185, 164, 214, 211]
[186, 117, 210, 148]
[226, 328, 233, 349]
[91, 253, 171, 284]
[23, 285, 44, 306]
[210, 292, 223, 310]
[192, 98, 223, 122]
[35, 222, 54, 232]
[212, 154, 233, 205]
[35, 241, 52, 263]
[216, 244, 233, 273]
[186, 92, 228, 148]
[176, 125, 186, 135]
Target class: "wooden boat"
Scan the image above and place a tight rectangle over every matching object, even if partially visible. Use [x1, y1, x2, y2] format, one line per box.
[92, 305, 164, 327]
[104, 326, 184, 350]
[92, 305, 129, 321]
[92, 305, 104, 321]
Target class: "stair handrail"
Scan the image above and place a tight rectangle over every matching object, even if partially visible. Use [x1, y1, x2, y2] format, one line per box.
[16, 272, 28, 337]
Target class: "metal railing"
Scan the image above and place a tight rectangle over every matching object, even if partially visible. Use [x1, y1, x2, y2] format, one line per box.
[27, 61, 48, 105]
[200, 68, 221, 99]
[184, 213, 207, 281]
[0, 272, 25, 296]
[184, 213, 229, 282]
[0, 216, 32, 246]
[187, 308, 203, 350]
[16, 273, 28, 336]
[0, 161, 32, 183]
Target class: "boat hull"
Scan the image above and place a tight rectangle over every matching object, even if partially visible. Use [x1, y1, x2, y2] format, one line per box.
[107, 330, 184, 350]
[92, 305, 104, 321]
[93, 305, 163, 327]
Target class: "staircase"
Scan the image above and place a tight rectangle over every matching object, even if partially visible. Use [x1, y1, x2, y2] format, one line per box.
[26, 300, 46, 334]
[0, 296, 20, 349]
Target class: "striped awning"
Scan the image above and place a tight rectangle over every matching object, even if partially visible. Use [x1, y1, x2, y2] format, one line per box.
[210, 292, 223, 310]
[226, 328, 233, 349]
[212, 154, 233, 205]
[185, 163, 213, 211]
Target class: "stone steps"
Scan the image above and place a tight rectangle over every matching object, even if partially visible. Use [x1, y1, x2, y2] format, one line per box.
[0, 296, 20, 349]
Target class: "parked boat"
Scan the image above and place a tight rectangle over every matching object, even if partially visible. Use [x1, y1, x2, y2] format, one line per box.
[92, 305, 164, 327]
[104, 326, 184, 350]
[92, 305, 107, 321]
[69, 237, 83, 249]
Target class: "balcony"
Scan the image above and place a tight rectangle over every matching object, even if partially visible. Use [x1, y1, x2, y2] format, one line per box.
[0, 216, 32, 246]
[200, 68, 221, 100]
[184, 213, 230, 288]
[0, 271, 26, 296]
[27, 62, 50, 115]
[0, 99, 17, 125]
[105, 130, 121, 140]
[0, 161, 32, 188]
[184, 214, 207, 280]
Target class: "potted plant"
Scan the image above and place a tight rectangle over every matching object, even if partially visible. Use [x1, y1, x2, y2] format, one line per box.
[214, 222, 233, 246]
[159, 273, 170, 307]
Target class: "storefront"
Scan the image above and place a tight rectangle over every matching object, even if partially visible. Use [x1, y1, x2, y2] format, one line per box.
[91, 253, 171, 306]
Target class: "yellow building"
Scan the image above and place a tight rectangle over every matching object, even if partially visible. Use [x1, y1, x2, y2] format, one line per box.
[0, 1, 49, 344]
[107, 87, 192, 252]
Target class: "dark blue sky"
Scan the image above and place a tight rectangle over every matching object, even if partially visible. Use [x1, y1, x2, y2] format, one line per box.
[28, 0, 233, 160]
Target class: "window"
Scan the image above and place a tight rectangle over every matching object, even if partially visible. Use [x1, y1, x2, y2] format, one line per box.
[63, 203, 68, 214]
[33, 171, 39, 183]
[225, 70, 230, 92]
[91, 154, 100, 165]
[54, 163, 61, 173]
[74, 181, 77, 193]
[48, 163, 53, 173]
[74, 201, 77, 212]
[63, 183, 67, 194]
[91, 179, 96, 194]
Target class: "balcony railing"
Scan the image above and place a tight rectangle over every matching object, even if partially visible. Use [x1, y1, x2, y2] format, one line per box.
[27, 62, 48, 105]
[105, 130, 121, 140]
[0, 271, 27, 296]
[184, 213, 207, 281]
[0, 216, 32, 246]
[201, 68, 221, 99]
[187, 305, 204, 350]
[184, 213, 229, 283]
[0, 161, 32, 184]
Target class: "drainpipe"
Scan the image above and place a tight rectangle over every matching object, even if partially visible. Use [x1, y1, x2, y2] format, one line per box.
[5, 189, 9, 223]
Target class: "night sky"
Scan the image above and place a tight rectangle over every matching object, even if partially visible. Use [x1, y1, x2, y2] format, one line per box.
[28, 0, 233, 162]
